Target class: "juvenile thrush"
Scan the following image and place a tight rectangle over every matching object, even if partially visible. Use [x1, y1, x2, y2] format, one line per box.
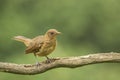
[13, 29, 61, 64]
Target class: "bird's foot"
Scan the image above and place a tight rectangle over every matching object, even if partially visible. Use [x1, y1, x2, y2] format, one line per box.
[45, 58, 56, 64]
[45, 56, 52, 63]
[46, 59, 52, 63]
[35, 62, 41, 67]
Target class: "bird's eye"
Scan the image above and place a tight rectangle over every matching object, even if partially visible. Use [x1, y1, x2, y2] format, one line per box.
[50, 32, 54, 35]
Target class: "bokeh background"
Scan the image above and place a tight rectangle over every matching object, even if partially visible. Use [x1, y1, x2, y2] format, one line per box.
[0, 0, 120, 80]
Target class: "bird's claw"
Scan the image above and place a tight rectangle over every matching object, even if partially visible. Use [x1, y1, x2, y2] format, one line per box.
[35, 62, 41, 67]
[45, 58, 55, 64]
[46, 59, 51, 63]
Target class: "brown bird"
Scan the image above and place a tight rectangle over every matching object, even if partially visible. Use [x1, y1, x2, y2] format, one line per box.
[13, 29, 61, 64]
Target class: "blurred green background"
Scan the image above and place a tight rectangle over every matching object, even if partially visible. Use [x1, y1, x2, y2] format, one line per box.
[0, 0, 120, 80]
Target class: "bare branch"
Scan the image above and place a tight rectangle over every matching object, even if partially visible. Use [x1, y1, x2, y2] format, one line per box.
[0, 53, 120, 75]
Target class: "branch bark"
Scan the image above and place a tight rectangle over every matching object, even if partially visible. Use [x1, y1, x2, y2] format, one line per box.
[0, 53, 120, 75]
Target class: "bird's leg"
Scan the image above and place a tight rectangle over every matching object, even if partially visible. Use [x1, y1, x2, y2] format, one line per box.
[45, 56, 53, 63]
[34, 53, 41, 66]
[45, 56, 50, 60]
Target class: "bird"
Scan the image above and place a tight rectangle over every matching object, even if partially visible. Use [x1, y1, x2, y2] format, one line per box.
[13, 29, 61, 64]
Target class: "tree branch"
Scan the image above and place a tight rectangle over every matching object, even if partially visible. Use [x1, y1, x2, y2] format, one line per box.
[0, 53, 120, 75]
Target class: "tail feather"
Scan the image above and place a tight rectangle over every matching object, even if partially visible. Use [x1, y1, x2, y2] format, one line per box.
[13, 36, 32, 47]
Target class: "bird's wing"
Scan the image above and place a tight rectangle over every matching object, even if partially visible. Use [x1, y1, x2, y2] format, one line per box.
[25, 35, 44, 54]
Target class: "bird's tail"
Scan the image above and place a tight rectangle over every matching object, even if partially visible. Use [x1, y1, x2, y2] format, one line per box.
[13, 36, 32, 47]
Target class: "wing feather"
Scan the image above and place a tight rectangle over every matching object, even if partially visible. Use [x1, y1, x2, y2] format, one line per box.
[25, 36, 44, 54]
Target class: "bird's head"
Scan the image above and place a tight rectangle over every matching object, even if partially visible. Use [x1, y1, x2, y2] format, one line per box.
[46, 29, 61, 39]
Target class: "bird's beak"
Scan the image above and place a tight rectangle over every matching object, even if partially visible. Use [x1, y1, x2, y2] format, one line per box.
[56, 31, 61, 35]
